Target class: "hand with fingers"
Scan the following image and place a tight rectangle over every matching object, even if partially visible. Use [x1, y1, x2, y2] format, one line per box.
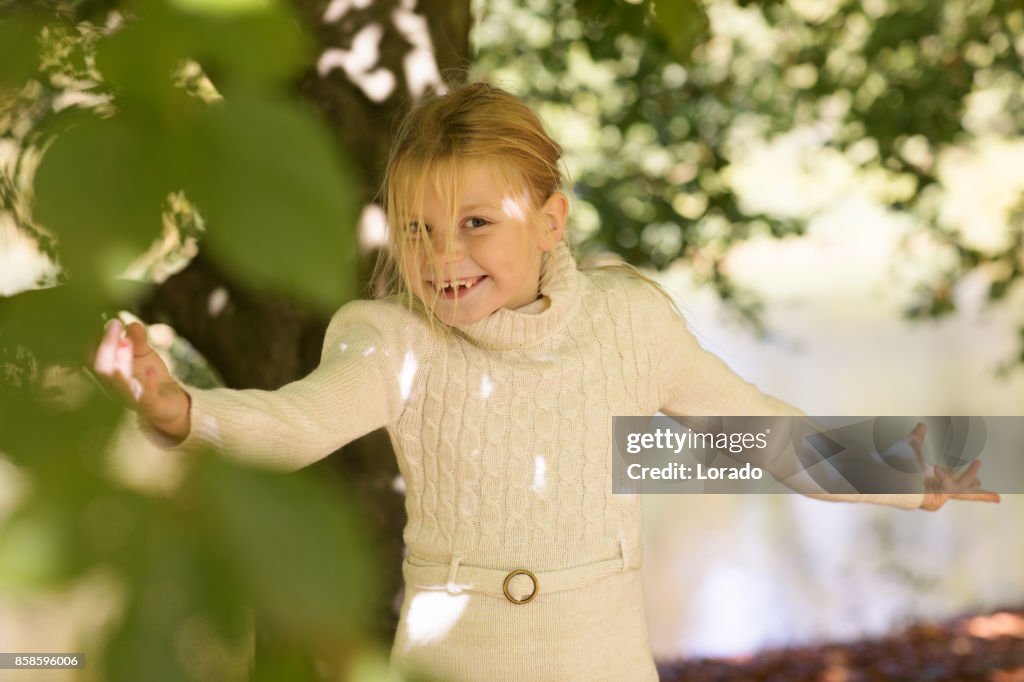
[92, 318, 192, 443]
[904, 422, 1001, 511]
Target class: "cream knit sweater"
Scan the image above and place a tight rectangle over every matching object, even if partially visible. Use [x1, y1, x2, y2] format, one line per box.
[167, 241, 922, 681]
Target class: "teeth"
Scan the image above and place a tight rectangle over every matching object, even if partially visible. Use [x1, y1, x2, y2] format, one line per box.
[435, 277, 481, 292]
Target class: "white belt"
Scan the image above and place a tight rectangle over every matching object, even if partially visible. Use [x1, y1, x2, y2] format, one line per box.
[402, 539, 637, 604]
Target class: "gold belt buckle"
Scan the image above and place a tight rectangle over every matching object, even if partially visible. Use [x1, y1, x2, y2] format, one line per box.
[502, 568, 538, 604]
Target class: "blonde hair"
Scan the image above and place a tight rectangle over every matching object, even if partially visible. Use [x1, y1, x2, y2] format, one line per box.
[371, 82, 683, 329]
[373, 82, 567, 322]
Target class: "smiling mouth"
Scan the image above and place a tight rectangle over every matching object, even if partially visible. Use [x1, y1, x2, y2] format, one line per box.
[429, 275, 487, 299]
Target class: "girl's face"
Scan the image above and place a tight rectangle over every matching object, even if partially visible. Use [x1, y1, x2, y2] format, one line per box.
[400, 161, 567, 327]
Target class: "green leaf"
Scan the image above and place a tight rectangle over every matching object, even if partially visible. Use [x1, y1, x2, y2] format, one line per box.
[194, 457, 376, 643]
[0, 399, 126, 592]
[0, 384, 122, 489]
[189, 95, 359, 311]
[94, 10, 186, 104]
[33, 111, 179, 279]
[251, 643, 321, 682]
[171, 0, 275, 14]
[0, 503, 74, 590]
[173, 0, 310, 90]
[103, 625, 187, 682]
[0, 286, 103, 367]
[102, 522, 200, 682]
[96, 0, 309, 98]
[0, 276, 147, 367]
[0, 11, 46, 89]
[651, 0, 710, 65]
[95, 491, 251, 682]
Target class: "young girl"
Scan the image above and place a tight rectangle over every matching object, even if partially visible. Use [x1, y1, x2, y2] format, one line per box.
[93, 82, 997, 681]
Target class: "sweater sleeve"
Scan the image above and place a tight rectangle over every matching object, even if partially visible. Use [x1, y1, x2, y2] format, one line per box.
[146, 302, 404, 472]
[641, 279, 923, 510]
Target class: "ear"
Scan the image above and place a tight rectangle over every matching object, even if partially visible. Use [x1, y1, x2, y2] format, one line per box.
[537, 191, 568, 251]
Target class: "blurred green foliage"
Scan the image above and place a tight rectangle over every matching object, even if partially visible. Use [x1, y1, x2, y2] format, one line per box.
[0, 0, 376, 679]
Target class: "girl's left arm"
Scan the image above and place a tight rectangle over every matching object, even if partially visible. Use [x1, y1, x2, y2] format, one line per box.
[644, 282, 927, 510]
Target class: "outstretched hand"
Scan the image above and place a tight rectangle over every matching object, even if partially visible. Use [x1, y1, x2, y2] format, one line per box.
[906, 423, 1001, 511]
[92, 318, 191, 441]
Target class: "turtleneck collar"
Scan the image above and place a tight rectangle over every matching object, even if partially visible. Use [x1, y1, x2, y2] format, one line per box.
[453, 240, 581, 350]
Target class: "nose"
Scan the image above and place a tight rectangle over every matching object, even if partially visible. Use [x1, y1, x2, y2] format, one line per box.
[429, 231, 466, 266]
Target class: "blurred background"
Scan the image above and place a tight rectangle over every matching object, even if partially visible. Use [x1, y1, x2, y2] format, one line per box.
[1, 0, 1022, 680]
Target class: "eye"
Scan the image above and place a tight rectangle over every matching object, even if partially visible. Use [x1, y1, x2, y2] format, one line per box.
[465, 217, 490, 229]
[407, 222, 431, 234]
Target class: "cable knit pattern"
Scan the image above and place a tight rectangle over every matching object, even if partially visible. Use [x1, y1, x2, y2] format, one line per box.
[160, 241, 922, 680]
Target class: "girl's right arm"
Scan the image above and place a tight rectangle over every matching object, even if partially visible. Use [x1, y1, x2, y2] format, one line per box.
[93, 319, 191, 441]
[93, 309, 403, 472]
